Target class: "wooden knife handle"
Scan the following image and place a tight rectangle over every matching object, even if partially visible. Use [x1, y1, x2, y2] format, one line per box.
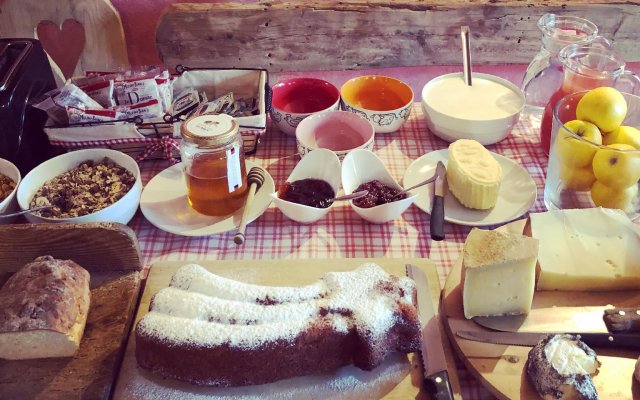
[603, 308, 640, 334]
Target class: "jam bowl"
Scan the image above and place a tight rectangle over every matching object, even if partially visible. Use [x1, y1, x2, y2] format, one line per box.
[271, 148, 342, 224]
[270, 78, 341, 136]
[341, 149, 417, 224]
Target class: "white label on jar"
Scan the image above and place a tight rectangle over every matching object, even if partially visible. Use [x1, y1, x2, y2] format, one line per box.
[227, 145, 243, 192]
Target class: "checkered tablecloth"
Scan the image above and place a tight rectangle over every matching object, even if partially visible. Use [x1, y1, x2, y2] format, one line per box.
[128, 104, 549, 399]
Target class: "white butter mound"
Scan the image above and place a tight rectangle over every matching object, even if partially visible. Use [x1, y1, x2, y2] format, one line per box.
[531, 207, 640, 291]
[447, 139, 502, 209]
[462, 228, 539, 319]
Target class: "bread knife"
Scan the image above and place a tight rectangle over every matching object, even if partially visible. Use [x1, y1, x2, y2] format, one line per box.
[603, 308, 640, 334]
[457, 330, 640, 350]
[406, 264, 454, 400]
[430, 161, 446, 241]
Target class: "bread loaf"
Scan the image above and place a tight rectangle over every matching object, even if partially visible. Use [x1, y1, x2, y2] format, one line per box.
[0, 255, 90, 360]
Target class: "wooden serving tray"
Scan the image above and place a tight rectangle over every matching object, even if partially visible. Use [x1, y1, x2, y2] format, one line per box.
[113, 258, 462, 399]
[0, 223, 143, 400]
[441, 220, 640, 399]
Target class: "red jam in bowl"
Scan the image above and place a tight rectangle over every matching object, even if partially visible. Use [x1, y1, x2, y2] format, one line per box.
[352, 180, 406, 208]
[278, 178, 335, 208]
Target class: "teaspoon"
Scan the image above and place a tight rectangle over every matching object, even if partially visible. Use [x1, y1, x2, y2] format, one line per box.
[0, 205, 52, 219]
[332, 190, 369, 202]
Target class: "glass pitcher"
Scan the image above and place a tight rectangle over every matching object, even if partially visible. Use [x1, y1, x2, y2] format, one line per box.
[539, 42, 640, 155]
[522, 14, 602, 115]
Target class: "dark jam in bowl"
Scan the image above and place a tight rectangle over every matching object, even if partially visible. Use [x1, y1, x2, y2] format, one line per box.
[353, 180, 406, 208]
[278, 178, 335, 208]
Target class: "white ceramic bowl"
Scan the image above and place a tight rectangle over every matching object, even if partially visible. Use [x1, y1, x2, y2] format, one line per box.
[340, 75, 414, 134]
[270, 78, 341, 136]
[17, 149, 142, 224]
[341, 149, 416, 224]
[0, 158, 21, 224]
[271, 149, 341, 224]
[295, 110, 375, 160]
[421, 72, 525, 145]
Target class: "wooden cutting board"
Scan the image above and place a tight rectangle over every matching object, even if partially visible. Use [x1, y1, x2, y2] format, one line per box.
[441, 220, 640, 399]
[0, 223, 143, 400]
[113, 258, 462, 399]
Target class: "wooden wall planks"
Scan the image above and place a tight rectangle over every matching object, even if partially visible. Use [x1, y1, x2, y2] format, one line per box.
[156, 1, 640, 72]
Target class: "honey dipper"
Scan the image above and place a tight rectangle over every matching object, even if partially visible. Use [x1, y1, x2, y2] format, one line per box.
[233, 167, 266, 245]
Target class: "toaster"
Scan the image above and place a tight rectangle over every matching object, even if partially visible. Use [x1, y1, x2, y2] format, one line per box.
[0, 39, 60, 174]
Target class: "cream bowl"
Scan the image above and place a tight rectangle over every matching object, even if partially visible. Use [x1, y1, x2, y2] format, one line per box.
[340, 75, 414, 134]
[270, 77, 341, 136]
[271, 148, 342, 224]
[296, 110, 375, 160]
[421, 72, 525, 145]
[341, 149, 416, 224]
[0, 158, 21, 224]
[17, 149, 142, 224]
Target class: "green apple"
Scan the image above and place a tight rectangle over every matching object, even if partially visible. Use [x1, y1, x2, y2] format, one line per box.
[592, 143, 640, 189]
[554, 119, 602, 168]
[576, 87, 627, 133]
[591, 179, 638, 213]
[603, 125, 640, 149]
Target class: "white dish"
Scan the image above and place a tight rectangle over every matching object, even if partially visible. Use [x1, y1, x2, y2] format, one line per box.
[342, 149, 416, 224]
[403, 149, 536, 227]
[271, 149, 341, 224]
[140, 161, 274, 236]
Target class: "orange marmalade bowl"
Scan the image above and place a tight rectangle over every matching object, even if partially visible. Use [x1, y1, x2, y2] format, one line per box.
[340, 75, 413, 133]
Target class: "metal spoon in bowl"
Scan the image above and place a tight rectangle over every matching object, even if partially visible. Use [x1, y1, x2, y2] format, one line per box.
[331, 190, 369, 203]
[0, 205, 53, 219]
[393, 173, 439, 200]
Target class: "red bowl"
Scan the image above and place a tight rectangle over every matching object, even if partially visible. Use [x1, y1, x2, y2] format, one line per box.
[271, 78, 340, 114]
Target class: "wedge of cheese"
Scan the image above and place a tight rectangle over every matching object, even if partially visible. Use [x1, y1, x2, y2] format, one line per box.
[531, 208, 640, 291]
[462, 228, 539, 319]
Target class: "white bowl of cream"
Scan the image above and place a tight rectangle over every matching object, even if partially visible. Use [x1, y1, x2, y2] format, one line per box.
[421, 73, 525, 145]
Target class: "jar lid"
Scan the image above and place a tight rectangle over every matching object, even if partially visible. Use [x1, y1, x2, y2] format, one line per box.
[181, 114, 239, 147]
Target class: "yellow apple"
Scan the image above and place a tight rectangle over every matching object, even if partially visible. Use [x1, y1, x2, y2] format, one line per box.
[591, 180, 639, 213]
[603, 125, 640, 149]
[554, 119, 602, 167]
[576, 87, 627, 133]
[592, 143, 640, 189]
[559, 163, 596, 191]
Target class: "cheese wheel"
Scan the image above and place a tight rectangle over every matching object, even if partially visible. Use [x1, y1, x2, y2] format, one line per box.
[447, 139, 502, 209]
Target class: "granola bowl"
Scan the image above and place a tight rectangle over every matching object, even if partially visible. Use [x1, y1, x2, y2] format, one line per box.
[0, 158, 21, 224]
[17, 149, 142, 224]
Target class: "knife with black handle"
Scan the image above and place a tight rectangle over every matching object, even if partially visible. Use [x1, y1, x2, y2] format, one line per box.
[430, 161, 446, 241]
[603, 307, 640, 334]
[457, 330, 640, 350]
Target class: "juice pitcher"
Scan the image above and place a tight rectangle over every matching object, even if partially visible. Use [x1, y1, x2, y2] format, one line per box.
[539, 41, 640, 155]
[522, 14, 602, 114]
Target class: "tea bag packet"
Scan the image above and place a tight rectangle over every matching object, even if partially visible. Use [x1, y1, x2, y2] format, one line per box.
[232, 97, 259, 117]
[33, 83, 104, 124]
[114, 78, 160, 107]
[194, 92, 235, 116]
[67, 105, 123, 124]
[72, 73, 118, 108]
[155, 70, 173, 114]
[171, 88, 201, 119]
[116, 98, 164, 121]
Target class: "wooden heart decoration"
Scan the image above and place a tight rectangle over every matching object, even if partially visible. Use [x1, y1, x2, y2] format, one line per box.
[37, 19, 85, 79]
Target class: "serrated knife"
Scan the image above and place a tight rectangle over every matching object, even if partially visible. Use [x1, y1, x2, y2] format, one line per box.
[457, 330, 640, 350]
[430, 161, 446, 241]
[406, 264, 454, 400]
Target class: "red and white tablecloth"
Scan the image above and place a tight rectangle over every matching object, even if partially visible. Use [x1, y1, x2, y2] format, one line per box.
[128, 104, 549, 400]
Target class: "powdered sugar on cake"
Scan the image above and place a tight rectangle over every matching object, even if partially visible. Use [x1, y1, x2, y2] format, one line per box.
[137, 263, 416, 350]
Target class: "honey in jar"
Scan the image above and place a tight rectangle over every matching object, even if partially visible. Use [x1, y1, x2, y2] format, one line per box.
[180, 114, 248, 216]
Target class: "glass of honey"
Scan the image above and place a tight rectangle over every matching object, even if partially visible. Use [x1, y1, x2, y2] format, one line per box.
[180, 114, 248, 216]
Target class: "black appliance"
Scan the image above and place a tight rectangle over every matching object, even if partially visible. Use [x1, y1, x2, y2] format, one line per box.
[0, 39, 60, 174]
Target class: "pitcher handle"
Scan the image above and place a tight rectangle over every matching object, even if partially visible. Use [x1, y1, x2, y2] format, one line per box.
[615, 70, 640, 96]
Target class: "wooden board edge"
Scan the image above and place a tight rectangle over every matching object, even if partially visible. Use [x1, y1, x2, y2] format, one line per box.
[106, 271, 143, 400]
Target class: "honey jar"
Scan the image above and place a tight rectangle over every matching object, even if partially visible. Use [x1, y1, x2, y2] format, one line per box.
[180, 114, 248, 216]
